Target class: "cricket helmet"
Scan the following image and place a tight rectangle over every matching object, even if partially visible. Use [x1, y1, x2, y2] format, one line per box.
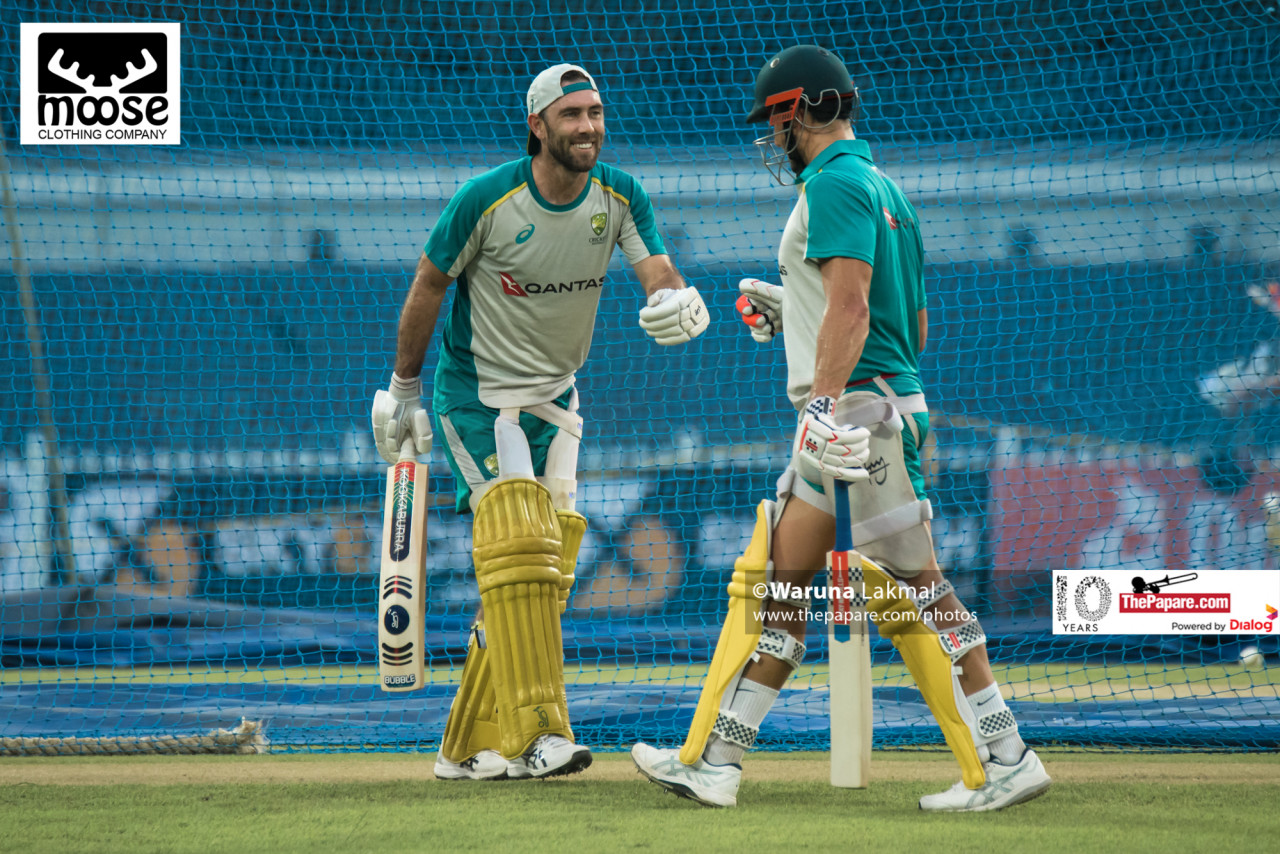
[746, 45, 857, 125]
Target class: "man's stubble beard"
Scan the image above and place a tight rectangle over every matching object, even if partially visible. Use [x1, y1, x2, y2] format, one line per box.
[547, 130, 601, 173]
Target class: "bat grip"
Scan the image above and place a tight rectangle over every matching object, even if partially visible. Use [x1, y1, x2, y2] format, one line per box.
[398, 438, 417, 461]
[833, 480, 853, 550]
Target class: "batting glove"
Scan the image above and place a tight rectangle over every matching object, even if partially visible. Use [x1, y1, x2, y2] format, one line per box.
[736, 278, 783, 343]
[794, 396, 871, 483]
[638, 286, 710, 345]
[371, 372, 433, 463]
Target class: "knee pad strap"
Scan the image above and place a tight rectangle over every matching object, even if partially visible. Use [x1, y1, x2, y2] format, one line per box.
[913, 578, 954, 612]
[756, 626, 806, 671]
[712, 711, 758, 750]
[938, 619, 987, 662]
[977, 707, 1018, 742]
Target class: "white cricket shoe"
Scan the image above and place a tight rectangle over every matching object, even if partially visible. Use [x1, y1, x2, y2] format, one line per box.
[507, 734, 592, 779]
[631, 743, 741, 807]
[433, 749, 509, 781]
[919, 748, 1051, 812]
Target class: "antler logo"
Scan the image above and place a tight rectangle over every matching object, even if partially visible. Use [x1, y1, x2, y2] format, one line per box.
[42, 42, 161, 94]
[21, 23, 180, 145]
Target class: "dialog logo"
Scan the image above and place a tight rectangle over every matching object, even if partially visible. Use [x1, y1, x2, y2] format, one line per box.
[20, 22, 181, 145]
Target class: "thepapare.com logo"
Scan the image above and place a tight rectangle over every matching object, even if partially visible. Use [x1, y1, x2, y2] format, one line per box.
[20, 23, 180, 145]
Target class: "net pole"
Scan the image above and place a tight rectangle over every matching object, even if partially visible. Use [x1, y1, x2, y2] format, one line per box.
[0, 130, 77, 585]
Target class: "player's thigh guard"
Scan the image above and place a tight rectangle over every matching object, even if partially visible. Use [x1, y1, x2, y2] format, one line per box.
[679, 499, 806, 764]
[862, 558, 987, 789]
[472, 478, 571, 759]
[439, 621, 500, 762]
[839, 393, 934, 577]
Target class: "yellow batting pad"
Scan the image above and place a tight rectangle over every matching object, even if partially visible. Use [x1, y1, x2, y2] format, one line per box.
[556, 510, 588, 615]
[439, 622, 500, 762]
[473, 478, 571, 759]
[862, 557, 985, 789]
[679, 501, 771, 765]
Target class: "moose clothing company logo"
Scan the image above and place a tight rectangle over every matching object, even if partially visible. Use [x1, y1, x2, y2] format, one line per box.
[1053, 570, 1280, 635]
[20, 23, 181, 145]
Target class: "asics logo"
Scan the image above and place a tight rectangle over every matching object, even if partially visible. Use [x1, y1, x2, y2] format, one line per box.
[516, 223, 535, 244]
[654, 759, 701, 781]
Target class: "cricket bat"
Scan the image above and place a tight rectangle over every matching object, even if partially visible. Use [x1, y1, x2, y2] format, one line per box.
[828, 479, 872, 787]
[378, 439, 428, 692]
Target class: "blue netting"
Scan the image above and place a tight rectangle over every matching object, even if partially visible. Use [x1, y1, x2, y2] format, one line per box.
[1, 1, 1278, 751]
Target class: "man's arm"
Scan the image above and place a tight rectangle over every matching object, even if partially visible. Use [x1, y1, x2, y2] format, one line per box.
[370, 253, 451, 463]
[918, 307, 928, 355]
[790, 255, 873, 483]
[632, 253, 686, 296]
[811, 256, 872, 400]
[393, 253, 454, 379]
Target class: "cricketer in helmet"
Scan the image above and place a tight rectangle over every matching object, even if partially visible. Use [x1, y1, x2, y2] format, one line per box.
[632, 46, 1052, 813]
[746, 44, 861, 184]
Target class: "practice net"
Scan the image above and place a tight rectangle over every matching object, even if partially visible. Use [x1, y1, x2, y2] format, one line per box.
[1, 0, 1278, 752]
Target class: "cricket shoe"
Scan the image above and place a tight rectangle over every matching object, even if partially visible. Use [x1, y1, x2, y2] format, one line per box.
[433, 749, 509, 781]
[918, 748, 1051, 812]
[630, 743, 741, 807]
[507, 735, 592, 779]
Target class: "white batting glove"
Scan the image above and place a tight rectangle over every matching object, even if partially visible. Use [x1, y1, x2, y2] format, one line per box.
[638, 286, 710, 346]
[794, 396, 871, 483]
[371, 373, 433, 463]
[736, 278, 783, 343]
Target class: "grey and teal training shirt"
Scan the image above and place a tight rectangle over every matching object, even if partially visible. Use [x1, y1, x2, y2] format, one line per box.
[425, 156, 665, 412]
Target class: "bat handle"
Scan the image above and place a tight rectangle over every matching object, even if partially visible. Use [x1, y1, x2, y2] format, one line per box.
[398, 438, 417, 461]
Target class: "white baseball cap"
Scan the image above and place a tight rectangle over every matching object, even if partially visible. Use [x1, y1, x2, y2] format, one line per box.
[525, 63, 599, 155]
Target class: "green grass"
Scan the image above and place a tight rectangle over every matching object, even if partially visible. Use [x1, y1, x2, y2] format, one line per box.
[0, 754, 1275, 854]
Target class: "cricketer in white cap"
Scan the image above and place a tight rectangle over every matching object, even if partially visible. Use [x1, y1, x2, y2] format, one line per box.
[525, 63, 599, 155]
[370, 63, 711, 782]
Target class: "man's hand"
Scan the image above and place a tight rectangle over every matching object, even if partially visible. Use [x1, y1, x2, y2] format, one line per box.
[638, 287, 710, 345]
[794, 396, 871, 483]
[736, 278, 783, 343]
[371, 373, 433, 463]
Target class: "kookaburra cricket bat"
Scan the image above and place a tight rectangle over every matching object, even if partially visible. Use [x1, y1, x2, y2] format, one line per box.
[828, 479, 872, 787]
[378, 439, 428, 692]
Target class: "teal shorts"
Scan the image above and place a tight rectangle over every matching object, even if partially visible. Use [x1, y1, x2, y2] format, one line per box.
[434, 387, 573, 513]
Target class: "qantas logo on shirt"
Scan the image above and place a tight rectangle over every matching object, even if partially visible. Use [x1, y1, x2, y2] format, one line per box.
[500, 272, 527, 296]
[882, 207, 900, 230]
[499, 272, 605, 297]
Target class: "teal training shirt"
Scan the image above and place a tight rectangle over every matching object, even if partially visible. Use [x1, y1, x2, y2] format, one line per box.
[777, 139, 926, 408]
